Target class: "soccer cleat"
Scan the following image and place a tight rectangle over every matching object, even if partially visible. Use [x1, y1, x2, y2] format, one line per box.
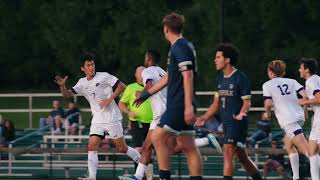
[207, 133, 223, 154]
[118, 175, 139, 180]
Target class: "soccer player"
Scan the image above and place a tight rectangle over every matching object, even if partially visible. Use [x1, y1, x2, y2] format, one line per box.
[298, 58, 320, 180]
[54, 53, 141, 180]
[196, 43, 262, 180]
[263, 60, 310, 180]
[134, 13, 203, 180]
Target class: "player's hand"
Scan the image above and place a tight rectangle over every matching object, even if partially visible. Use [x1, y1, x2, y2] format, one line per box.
[185, 107, 196, 125]
[54, 75, 68, 86]
[298, 99, 307, 105]
[100, 98, 112, 108]
[233, 112, 247, 121]
[128, 111, 137, 118]
[194, 116, 206, 127]
[133, 91, 151, 107]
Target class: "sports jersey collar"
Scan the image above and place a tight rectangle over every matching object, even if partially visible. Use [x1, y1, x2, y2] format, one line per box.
[86, 72, 97, 81]
[171, 36, 183, 45]
[224, 69, 238, 78]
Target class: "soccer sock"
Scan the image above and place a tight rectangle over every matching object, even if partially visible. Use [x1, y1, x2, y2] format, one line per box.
[223, 176, 233, 180]
[190, 176, 202, 180]
[159, 169, 171, 180]
[126, 146, 141, 163]
[289, 153, 299, 180]
[88, 151, 98, 179]
[134, 162, 148, 180]
[194, 137, 209, 147]
[251, 172, 262, 180]
[309, 155, 320, 180]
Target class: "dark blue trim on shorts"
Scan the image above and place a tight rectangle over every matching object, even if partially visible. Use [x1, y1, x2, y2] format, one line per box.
[293, 129, 303, 136]
[89, 134, 104, 139]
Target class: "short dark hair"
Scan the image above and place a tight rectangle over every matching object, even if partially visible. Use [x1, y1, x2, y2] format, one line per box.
[215, 43, 239, 66]
[300, 58, 318, 75]
[80, 52, 95, 67]
[162, 12, 185, 34]
[146, 49, 161, 64]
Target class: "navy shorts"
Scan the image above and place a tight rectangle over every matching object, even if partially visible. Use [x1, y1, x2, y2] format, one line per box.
[223, 118, 248, 148]
[158, 108, 195, 135]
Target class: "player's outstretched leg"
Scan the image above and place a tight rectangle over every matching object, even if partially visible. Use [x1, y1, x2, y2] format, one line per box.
[118, 131, 154, 180]
[113, 136, 141, 163]
[235, 147, 262, 180]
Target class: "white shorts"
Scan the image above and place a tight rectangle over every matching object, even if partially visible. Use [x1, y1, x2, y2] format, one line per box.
[149, 116, 160, 130]
[283, 120, 304, 139]
[89, 121, 124, 139]
[309, 116, 320, 143]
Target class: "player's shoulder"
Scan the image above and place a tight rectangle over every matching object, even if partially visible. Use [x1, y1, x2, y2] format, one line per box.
[77, 76, 87, 84]
[234, 70, 249, 81]
[171, 38, 193, 50]
[262, 79, 273, 88]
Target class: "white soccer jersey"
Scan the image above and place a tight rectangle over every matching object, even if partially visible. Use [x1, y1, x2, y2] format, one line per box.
[72, 72, 122, 124]
[306, 74, 320, 113]
[262, 77, 305, 128]
[141, 66, 167, 120]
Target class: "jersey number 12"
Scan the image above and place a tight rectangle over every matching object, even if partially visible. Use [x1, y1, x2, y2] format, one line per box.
[277, 84, 290, 95]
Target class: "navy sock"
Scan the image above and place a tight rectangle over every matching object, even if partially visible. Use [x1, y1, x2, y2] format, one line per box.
[223, 176, 233, 180]
[159, 169, 171, 180]
[252, 172, 262, 180]
[190, 176, 202, 180]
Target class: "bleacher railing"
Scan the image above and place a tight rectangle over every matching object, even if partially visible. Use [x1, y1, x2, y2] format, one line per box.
[0, 91, 264, 128]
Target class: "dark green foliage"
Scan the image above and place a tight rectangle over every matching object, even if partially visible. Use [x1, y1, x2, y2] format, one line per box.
[0, 0, 319, 91]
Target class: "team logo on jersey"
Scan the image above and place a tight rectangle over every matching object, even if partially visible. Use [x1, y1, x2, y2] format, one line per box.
[229, 84, 234, 89]
[95, 83, 100, 87]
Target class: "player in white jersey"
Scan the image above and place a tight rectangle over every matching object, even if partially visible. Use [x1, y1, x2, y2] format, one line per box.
[54, 53, 141, 180]
[263, 60, 310, 180]
[119, 49, 167, 180]
[299, 58, 320, 180]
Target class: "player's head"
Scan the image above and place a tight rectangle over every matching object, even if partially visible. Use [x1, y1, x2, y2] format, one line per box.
[299, 58, 318, 79]
[135, 66, 145, 85]
[144, 49, 161, 67]
[162, 12, 185, 41]
[267, 60, 286, 79]
[214, 43, 239, 70]
[52, 100, 60, 109]
[80, 52, 96, 77]
[68, 100, 77, 109]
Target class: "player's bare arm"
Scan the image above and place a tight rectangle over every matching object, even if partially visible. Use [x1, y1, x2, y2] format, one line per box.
[264, 99, 273, 119]
[182, 70, 196, 125]
[134, 74, 168, 106]
[195, 95, 219, 127]
[297, 89, 309, 119]
[233, 98, 251, 120]
[100, 81, 126, 108]
[54, 75, 75, 98]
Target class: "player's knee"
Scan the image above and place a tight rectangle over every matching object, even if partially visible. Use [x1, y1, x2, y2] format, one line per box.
[88, 143, 98, 151]
[151, 132, 161, 145]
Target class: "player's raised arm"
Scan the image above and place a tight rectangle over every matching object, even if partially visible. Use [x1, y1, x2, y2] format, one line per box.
[134, 74, 168, 106]
[54, 75, 75, 98]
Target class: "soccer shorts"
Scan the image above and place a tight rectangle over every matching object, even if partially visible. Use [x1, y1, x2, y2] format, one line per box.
[89, 121, 124, 139]
[282, 120, 304, 140]
[158, 108, 195, 136]
[223, 118, 248, 149]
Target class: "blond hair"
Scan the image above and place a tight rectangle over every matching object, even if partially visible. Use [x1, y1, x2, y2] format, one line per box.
[268, 60, 286, 77]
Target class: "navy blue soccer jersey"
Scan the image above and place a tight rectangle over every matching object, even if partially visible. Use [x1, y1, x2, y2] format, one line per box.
[166, 38, 197, 109]
[215, 70, 251, 124]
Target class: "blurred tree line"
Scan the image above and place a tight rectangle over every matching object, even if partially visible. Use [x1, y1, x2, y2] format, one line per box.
[1, 0, 320, 92]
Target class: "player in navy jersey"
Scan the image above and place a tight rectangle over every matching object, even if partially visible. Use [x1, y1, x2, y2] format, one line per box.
[135, 12, 202, 180]
[195, 43, 261, 180]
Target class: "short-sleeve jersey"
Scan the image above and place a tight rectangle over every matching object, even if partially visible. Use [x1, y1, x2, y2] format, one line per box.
[141, 66, 167, 120]
[262, 77, 305, 128]
[215, 70, 251, 125]
[305, 74, 320, 114]
[72, 72, 122, 124]
[119, 82, 153, 123]
[166, 38, 197, 109]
